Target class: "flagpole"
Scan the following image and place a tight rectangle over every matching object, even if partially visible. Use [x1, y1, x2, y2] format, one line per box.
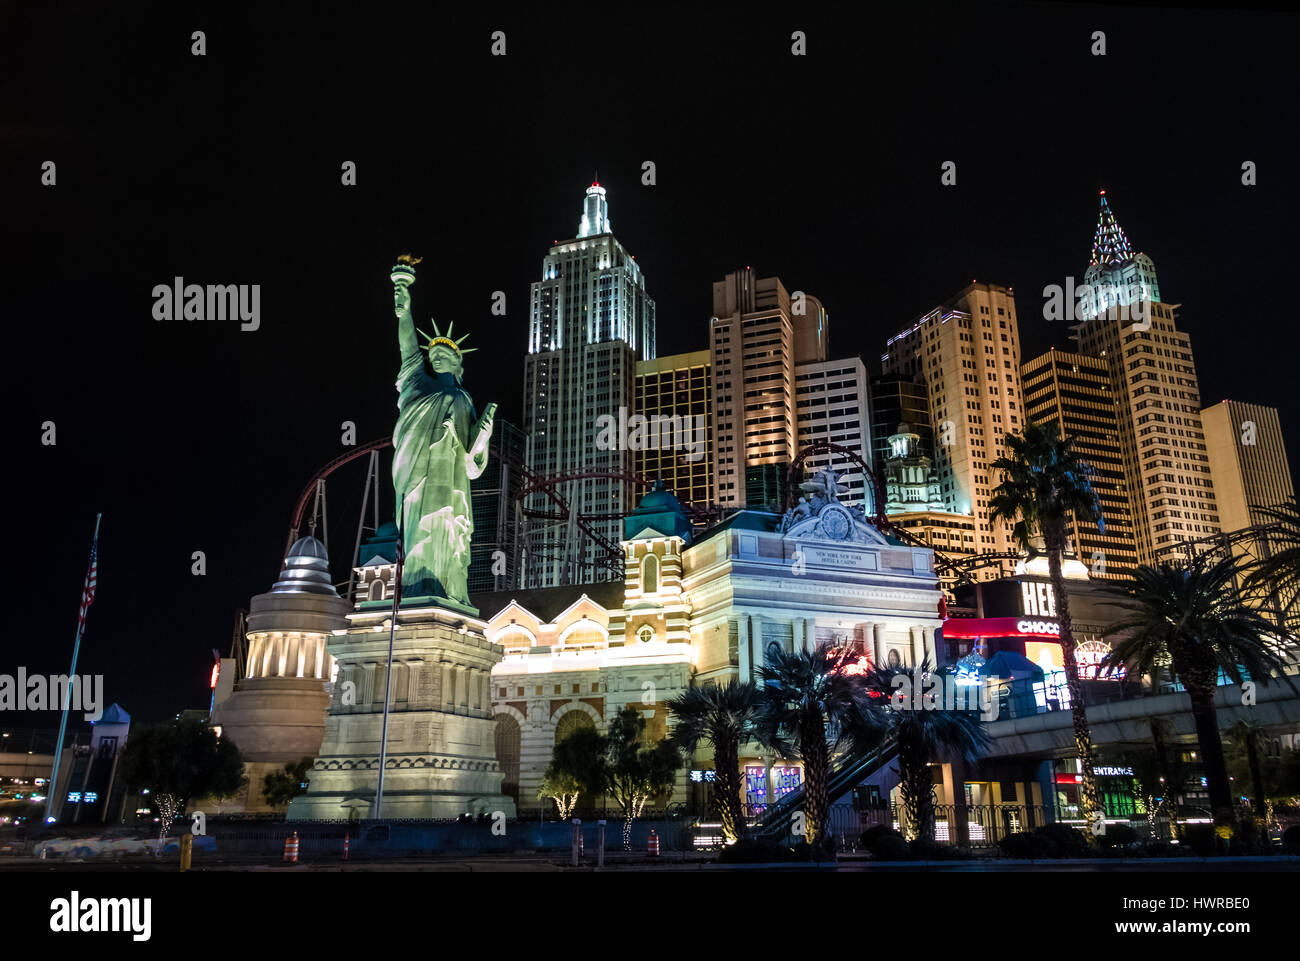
[45, 513, 101, 825]
[374, 512, 403, 820]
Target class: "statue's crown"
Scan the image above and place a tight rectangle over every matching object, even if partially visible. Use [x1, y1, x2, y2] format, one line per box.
[419, 320, 476, 356]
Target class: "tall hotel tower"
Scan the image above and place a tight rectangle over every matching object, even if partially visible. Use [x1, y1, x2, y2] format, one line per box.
[522, 182, 656, 587]
[882, 282, 1025, 577]
[709, 268, 835, 510]
[1072, 192, 1219, 564]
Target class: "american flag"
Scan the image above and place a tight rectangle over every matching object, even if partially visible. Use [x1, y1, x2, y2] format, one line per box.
[77, 537, 98, 632]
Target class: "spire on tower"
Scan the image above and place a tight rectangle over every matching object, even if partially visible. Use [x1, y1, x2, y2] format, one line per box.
[1089, 189, 1136, 267]
[578, 179, 611, 238]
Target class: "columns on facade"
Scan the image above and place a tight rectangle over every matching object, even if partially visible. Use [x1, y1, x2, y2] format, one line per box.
[440, 659, 454, 712]
[871, 623, 885, 668]
[909, 627, 923, 668]
[737, 615, 751, 683]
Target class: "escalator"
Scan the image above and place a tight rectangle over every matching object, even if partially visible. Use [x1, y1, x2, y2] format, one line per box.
[749, 734, 898, 842]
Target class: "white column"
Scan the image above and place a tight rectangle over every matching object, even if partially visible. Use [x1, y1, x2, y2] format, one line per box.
[923, 627, 938, 669]
[872, 623, 885, 668]
[909, 627, 923, 668]
[737, 616, 751, 683]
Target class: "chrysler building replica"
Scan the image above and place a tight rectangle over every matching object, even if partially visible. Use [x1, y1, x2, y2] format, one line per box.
[1072, 191, 1220, 564]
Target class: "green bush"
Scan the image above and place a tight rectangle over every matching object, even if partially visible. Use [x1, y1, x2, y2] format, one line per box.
[1034, 822, 1090, 858]
[860, 825, 910, 860]
[1282, 824, 1300, 854]
[908, 838, 971, 860]
[998, 831, 1056, 859]
[1099, 823, 1138, 848]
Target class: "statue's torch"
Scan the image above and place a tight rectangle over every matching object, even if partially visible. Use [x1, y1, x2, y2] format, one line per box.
[391, 254, 420, 289]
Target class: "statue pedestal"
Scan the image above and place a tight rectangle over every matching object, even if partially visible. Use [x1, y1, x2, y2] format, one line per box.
[287, 603, 515, 821]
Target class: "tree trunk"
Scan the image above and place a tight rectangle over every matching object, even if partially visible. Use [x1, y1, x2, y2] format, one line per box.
[1046, 534, 1101, 828]
[714, 738, 745, 843]
[1185, 680, 1235, 827]
[800, 713, 830, 846]
[897, 735, 934, 842]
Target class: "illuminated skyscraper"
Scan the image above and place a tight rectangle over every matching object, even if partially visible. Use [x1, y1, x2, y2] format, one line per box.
[522, 182, 656, 587]
[795, 357, 872, 511]
[1202, 400, 1294, 533]
[709, 268, 828, 509]
[881, 282, 1026, 578]
[1020, 349, 1137, 580]
[634, 350, 714, 508]
[1072, 192, 1219, 564]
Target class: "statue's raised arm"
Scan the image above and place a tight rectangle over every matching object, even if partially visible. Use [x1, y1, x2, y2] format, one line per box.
[387, 255, 495, 610]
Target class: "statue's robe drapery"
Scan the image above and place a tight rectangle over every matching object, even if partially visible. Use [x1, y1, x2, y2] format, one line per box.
[392, 345, 488, 605]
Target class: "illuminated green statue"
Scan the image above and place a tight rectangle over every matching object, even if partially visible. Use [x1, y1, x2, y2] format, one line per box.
[390, 255, 496, 606]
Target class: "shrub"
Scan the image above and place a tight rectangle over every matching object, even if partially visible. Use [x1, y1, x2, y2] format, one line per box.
[859, 824, 898, 847]
[868, 832, 909, 858]
[998, 831, 1056, 859]
[908, 838, 971, 860]
[1282, 824, 1300, 854]
[1099, 823, 1138, 848]
[1033, 822, 1090, 858]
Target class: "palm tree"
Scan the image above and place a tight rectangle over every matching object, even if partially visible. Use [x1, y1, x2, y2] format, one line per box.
[1101, 556, 1292, 828]
[1241, 495, 1300, 629]
[754, 640, 882, 849]
[863, 661, 989, 842]
[667, 681, 761, 844]
[989, 419, 1105, 827]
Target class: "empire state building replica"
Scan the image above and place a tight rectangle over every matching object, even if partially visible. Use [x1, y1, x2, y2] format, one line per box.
[521, 182, 657, 587]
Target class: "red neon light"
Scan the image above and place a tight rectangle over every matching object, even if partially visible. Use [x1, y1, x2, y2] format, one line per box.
[941, 617, 1060, 639]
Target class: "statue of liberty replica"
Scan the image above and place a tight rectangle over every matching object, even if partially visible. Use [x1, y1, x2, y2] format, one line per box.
[289, 255, 515, 820]
[390, 254, 496, 610]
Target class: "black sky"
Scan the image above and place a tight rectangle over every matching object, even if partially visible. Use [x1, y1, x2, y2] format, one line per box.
[3, 2, 1297, 723]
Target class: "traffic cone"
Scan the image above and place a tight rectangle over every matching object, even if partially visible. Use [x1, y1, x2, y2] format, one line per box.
[647, 829, 659, 857]
[283, 831, 299, 863]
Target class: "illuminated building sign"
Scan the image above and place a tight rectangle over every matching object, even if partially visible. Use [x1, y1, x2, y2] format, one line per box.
[210, 662, 221, 689]
[688, 770, 717, 783]
[942, 617, 1060, 638]
[773, 766, 801, 798]
[1025, 639, 1117, 680]
[1095, 767, 1133, 777]
[1020, 581, 1058, 619]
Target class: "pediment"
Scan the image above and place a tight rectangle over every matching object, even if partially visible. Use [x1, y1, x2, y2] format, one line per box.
[781, 503, 891, 546]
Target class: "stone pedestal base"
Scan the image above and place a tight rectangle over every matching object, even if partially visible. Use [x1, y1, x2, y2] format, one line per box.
[288, 604, 515, 821]
[208, 677, 331, 813]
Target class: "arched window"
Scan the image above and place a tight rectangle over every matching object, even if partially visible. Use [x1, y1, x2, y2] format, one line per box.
[493, 714, 521, 805]
[368, 578, 386, 601]
[641, 553, 659, 594]
[554, 709, 596, 747]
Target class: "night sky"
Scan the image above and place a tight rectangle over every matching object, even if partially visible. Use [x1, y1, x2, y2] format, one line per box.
[4, 3, 1296, 723]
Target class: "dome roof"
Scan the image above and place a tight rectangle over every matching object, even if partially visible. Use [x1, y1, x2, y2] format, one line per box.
[637, 487, 682, 513]
[271, 536, 340, 596]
